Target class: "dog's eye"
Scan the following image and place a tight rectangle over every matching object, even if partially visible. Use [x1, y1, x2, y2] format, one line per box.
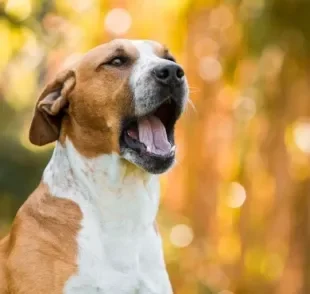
[107, 56, 128, 67]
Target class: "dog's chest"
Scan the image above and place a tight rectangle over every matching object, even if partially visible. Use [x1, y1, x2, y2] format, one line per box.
[44, 144, 173, 293]
[64, 205, 172, 294]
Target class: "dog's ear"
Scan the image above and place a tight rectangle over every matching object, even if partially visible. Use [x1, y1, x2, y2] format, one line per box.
[29, 69, 76, 146]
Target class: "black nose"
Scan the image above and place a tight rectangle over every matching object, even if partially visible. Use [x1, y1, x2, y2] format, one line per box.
[153, 64, 185, 85]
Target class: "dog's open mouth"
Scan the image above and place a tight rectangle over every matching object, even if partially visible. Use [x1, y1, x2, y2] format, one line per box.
[121, 99, 180, 158]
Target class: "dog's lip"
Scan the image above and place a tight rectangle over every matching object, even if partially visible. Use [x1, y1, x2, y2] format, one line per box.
[137, 144, 176, 158]
[123, 97, 178, 126]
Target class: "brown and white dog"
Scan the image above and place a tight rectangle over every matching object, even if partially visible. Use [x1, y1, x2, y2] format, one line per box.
[0, 39, 188, 294]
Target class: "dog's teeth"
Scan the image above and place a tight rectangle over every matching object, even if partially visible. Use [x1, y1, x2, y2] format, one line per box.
[171, 146, 176, 152]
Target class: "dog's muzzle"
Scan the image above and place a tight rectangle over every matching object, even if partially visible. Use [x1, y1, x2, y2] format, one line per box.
[120, 59, 188, 174]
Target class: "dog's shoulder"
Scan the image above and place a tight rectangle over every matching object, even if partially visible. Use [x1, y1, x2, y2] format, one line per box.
[4, 182, 82, 293]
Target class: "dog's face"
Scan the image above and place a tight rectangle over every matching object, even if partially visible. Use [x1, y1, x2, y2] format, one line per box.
[29, 39, 189, 174]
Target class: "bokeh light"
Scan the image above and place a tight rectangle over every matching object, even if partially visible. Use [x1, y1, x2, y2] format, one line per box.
[225, 182, 247, 208]
[209, 5, 234, 31]
[5, 0, 31, 21]
[104, 8, 132, 36]
[293, 121, 310, 154]
[170, 224, 194, 248]
[199, 56, 223, 82]
[233, 95, 257, 121]
[194, 37, 219, 58]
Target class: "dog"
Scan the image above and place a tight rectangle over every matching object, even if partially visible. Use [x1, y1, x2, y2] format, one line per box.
[0, 39, 188, 294]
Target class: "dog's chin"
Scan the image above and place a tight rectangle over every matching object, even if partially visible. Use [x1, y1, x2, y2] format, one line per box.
[121, 149, 175, 174]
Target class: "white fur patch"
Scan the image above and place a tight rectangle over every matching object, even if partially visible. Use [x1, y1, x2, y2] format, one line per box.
[129, 40, 166, 117]
[132, 40, 158, 56]
[43, 139, 173, 294]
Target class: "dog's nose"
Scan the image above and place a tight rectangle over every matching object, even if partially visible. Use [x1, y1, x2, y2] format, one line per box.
[153, 64, 184, 85]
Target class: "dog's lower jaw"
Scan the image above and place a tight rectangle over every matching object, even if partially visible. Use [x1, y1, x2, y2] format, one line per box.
[42, 138, 173, 293]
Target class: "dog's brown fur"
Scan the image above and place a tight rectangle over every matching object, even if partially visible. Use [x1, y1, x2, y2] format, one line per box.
[0, 183, 82, 293]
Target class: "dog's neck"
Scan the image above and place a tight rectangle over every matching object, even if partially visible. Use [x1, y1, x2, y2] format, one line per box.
[43, 138, 161, 232]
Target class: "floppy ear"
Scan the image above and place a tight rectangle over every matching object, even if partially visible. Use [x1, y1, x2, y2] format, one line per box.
[29, 69, 76, 146]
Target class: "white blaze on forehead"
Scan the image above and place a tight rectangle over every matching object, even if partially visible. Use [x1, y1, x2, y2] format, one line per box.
[131, 40, 161, 58]
[129, 40, 167, 117]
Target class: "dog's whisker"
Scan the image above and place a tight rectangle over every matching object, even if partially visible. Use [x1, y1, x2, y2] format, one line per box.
[188, 86, 200, 93]
[186, 98, 197, 114]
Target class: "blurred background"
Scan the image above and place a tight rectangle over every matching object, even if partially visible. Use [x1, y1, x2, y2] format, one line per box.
[1, 0, 310, 293]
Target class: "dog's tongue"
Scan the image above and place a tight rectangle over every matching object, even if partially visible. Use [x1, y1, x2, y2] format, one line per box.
[138, 116, 171, 155]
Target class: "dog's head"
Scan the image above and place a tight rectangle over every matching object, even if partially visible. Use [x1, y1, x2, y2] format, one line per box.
[29, 39, 189, 174]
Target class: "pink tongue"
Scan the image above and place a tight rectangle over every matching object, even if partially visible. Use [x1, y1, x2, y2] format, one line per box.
[138, 116, 171, 155]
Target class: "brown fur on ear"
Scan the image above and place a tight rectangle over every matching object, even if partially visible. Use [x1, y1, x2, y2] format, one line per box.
[29, 70, 76, 146]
